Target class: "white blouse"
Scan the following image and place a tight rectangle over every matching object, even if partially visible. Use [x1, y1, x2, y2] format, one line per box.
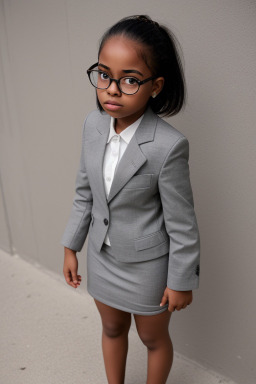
[103, 114, 144, 246]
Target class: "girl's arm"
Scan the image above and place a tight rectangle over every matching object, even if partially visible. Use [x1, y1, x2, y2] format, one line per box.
[61, 117, 93, 252]
[158, 136, 200, 292]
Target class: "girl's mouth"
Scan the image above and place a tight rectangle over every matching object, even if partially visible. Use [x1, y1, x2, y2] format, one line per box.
[104, 100, 123, 111]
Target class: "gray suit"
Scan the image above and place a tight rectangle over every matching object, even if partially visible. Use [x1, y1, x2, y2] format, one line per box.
[61, 106, 200, 291]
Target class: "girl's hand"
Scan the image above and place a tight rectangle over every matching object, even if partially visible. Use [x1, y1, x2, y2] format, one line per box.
[63, 247, 82, 289]
[160, 287, 192, 312]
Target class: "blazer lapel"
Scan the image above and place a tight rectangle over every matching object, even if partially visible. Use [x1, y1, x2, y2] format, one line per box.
[107, 107, 157, 203]
[85, 113, 111, 205]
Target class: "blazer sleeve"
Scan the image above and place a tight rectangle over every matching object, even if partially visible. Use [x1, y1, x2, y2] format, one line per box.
[60, 117, 93, 252]
[158, 136, 200, 291]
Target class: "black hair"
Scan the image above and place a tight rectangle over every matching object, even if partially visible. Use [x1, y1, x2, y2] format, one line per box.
[96, 15, 186, 117]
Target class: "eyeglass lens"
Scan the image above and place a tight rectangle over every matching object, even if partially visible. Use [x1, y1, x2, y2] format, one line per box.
[89, 70, 139, 94]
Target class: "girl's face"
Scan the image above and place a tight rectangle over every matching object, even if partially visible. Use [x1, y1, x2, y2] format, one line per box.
[97, 36, 164, 129]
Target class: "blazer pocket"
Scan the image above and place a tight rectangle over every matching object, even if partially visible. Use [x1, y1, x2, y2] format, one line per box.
[135, 230, 168, 251]
[123, 174, 153, 189]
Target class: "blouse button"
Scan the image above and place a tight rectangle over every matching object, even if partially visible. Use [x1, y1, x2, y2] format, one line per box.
[103, 218, 109, 225]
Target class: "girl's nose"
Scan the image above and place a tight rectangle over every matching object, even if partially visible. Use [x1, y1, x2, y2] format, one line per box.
[107, 80, 121, 96]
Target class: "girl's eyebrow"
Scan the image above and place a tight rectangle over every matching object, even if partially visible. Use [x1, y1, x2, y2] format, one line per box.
[123, 69, 143, 76]
[98, 63, 143, 77]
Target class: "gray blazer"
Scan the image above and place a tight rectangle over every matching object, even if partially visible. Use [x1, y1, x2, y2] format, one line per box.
[61, 106, 200, 291]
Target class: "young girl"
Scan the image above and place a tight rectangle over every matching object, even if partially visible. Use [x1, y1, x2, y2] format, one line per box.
[61, 15, 200, 384]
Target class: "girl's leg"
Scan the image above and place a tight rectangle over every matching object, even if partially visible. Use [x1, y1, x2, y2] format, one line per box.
[134, 309, 173, 384]
[94, 299, 132, 384]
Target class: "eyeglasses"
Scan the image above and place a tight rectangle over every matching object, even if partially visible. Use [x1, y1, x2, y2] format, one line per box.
[87, 63, 157, 95]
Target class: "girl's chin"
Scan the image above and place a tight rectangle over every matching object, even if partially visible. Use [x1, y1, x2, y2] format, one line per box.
[101, 106, 125, 118]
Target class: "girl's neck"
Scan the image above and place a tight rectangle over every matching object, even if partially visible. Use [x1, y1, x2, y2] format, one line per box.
[114, 109, 146, 134]
[114, 119, 129, 134]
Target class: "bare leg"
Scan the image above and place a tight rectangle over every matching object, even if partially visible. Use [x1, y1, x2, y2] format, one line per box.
[134, 309, 173, 384]
[94, 299, 132, 384]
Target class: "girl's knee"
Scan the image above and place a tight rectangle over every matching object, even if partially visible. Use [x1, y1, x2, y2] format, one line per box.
[137, 330, 172, 350]
[102, 319, 131, 338]
[138, 332, 159, 350]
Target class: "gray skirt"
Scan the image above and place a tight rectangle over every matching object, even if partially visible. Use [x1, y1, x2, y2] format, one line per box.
[86, 238, 169, 316]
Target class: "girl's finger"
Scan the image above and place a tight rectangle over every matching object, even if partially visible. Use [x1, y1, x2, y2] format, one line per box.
[71, 272, 78, 284]
[160, 294, 168, 306]
[64, 273, 76, 288]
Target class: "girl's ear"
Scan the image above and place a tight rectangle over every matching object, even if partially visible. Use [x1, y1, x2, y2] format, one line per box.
[152, 77, 165, 98]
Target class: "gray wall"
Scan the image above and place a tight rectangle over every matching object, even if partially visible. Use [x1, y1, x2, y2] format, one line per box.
[1, 1, 255, 383]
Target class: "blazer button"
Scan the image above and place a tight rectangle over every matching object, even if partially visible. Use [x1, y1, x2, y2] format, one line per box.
[103, 218, 109, 225]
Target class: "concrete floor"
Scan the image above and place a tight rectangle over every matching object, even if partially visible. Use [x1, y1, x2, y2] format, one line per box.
[0, 249, 237, 384]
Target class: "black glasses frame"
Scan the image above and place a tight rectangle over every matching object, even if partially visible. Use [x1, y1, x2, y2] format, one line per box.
[87, 62, 157, 95]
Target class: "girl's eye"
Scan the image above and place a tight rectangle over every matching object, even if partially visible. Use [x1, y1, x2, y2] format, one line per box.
[99, 72, 109, 81]
[123, 77, 138, 85]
